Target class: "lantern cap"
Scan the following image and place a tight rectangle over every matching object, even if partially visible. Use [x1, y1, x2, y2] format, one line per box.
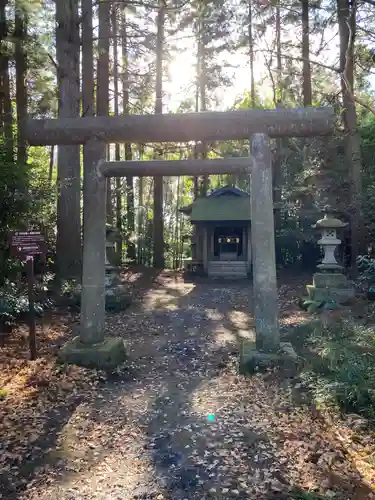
[312, 213, 347, 229]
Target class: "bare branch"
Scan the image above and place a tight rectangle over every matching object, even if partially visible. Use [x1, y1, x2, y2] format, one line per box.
[254, 47, 340, 73]
[94, 0, 191, 11]
[360, 0, 375, 7]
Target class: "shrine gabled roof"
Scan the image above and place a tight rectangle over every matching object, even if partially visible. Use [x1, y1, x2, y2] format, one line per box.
[179, 185, 251, 222]
[208, 185, 248, 197]
[190, 196, 251, 222]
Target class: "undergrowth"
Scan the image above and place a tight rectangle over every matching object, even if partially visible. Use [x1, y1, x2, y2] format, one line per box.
[291, 491, 331, 500]
[293, 319, 375, 419]
[0, 388, 8, 400]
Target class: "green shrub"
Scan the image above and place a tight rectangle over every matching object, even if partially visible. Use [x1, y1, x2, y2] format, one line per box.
[0, 388, 8, 400]
[0, 147, 30, 284]
[0, 280, 45, 324]
[297, 319, 375, 418]
[291, 491, 331, 500]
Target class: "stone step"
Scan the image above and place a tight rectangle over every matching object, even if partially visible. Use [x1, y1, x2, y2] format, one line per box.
[208, 261, 247, 268]
[208, 261, 248, 279]
[209, 268, 247, 272]
[209, 270, 247, 274]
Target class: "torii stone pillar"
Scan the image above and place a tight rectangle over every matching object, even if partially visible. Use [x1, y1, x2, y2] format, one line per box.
[80, 138, 106, 344]
[251, 134, 279, 351]
[58, 138, 126, 368]
[240, 134, 297, 373]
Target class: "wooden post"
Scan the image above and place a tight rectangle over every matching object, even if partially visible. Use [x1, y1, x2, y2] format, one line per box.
[203, 226, 208, 273]
[242, 227, 246, 259]
[26, 256, 37, 360]
[80, 138, 107, 344]
[247, 225, 252, 273]
[251, 134, 279, 352]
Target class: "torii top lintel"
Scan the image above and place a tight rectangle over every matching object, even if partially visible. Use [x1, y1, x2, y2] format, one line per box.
[24, 107, 335, 146]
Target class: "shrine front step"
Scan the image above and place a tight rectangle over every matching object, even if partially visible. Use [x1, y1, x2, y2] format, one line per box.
[208, 260, 248, 279]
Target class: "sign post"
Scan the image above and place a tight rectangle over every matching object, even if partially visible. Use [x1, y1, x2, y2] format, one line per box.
[10, 231, 46, 360]
[26, 256, 37, 360]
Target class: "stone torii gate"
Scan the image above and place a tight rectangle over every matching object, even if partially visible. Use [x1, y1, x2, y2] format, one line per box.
[24, 107, 335, 370]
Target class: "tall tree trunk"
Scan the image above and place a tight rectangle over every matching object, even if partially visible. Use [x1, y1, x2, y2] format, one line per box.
[121, 6, 136, 262]
[106, 181, 113, 223]
[153, 0, 165, 269]
[112, 5, 122, 265]
[248, 0, 255, 107]
[0, 0, 12, 160]
[197, 8, 208, 195]
[275, 3, 282, 103]
[48, 145, 54, 184]
[97, 0, 110, 233]
[300, 0, 313, 266]
[55, 0, 81, 281]
[14, 0, 27, 164]
[137, 144, 144, 264]
[104, 4, 113, 226]
[97, 1, 110, 123]
[82, 0, 94, 268]
[301, 0, 312, 107]
[2, 50, 12, 158]
[199, 15, 209, 196]
[337, 0, 363, 275]
[103, 4, 112, 226]
[193, 49, 199, 200]
[273, 2, 282, 229]
[174, 176, 180, 268]
[82, 0, 94, 119]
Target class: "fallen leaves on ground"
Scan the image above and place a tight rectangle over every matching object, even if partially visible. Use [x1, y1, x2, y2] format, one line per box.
[0, 270, 374, 500]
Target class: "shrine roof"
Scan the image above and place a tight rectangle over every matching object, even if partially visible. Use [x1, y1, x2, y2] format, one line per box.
[180, 185, 251, 222]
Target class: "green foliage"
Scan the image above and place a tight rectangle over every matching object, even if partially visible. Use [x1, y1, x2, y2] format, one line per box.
[0, 147, 30, 283]
[0, 281, 20, 324]
[360, 117, 375, 244]
[0, 388, 8, 401]
[301, 299, 342, 313]
[0, 141, 56, 284]
[357, 255, 375, 286]
[0, 280, 45, 324]
[291, 491, 330, 500]
[297, 320, 375, 418]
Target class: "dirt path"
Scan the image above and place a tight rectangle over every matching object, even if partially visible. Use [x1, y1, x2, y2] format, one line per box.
[19, 273, 374, 499]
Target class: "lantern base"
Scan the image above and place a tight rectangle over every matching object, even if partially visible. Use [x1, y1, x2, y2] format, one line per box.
[306, 272, 355, 304]
[317, 263, 344, 272]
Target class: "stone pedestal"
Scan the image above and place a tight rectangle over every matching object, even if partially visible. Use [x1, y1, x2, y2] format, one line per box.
[240, 340, 298, 375]
[304, 212, 354, 306]
[306, 272, 355, 303]
[105, 265, 131, 312]
[58, 336, 126, 370]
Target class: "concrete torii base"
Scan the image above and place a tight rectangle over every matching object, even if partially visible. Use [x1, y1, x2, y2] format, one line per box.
[239, 340, 299, 375]
[58, 336, 127, 370]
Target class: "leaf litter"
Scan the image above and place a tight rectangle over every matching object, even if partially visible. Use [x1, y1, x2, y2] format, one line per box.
[0, 270, 374, 499]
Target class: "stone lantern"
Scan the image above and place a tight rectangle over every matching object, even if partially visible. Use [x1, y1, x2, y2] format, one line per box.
[313, 214, 347, 272]
[306, 212, 354, 304]
[105, 225, 121, 291]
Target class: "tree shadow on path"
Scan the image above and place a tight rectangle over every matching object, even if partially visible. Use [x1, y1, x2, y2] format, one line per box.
[141, 278, 375, 500]
[10, 273, 375, 500]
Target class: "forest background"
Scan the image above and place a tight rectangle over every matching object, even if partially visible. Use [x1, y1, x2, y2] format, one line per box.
[1, 0, 375, 285]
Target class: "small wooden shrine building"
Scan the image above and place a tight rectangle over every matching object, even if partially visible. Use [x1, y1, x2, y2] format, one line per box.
[180, 186, 252, 278]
